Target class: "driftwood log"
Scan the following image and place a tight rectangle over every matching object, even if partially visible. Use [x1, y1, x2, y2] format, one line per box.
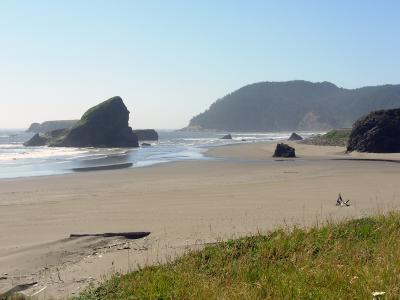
[72, 162, 133, 172]
[336, 194, 350, 206]
[0, 282, 37, 299]
[69, 232, 150, 240]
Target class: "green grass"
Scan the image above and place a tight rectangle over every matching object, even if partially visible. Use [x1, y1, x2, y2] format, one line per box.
[75, 213, 400, 299]
[80, 98, 117, 122]
[303, 129, 351, 147]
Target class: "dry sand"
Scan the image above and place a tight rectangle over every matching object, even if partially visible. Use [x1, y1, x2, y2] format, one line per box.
[1, 141, 400, 298]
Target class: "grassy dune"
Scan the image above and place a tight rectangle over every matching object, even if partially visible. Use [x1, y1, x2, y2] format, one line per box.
[302, 129, 351, 147]
[75, 213, 400, 299]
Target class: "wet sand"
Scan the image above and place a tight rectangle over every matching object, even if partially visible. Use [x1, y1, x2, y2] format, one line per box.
[1, 141, 400, 298]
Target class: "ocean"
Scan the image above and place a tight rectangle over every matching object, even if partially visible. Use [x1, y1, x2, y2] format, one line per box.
[0, 129, 317, 179]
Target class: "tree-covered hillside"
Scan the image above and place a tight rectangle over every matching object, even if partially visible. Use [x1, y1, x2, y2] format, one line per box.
[188, 81, 400, 131]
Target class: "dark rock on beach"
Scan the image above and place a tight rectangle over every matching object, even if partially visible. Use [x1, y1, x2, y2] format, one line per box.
[288, 132, 303, 141]
[347, 108, 400, 153]
[133, 129, 159, 141]
[273, 143, 296, 158]
[24, 97, 139, 148]
[221, 134, 232, 140]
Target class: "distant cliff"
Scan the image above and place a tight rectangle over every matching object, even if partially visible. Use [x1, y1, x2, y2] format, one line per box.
[188, 81, 400, 131]
[27, 120, 78, 133]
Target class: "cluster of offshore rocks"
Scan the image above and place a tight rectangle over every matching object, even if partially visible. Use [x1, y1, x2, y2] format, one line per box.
[24, 97, 158, 148]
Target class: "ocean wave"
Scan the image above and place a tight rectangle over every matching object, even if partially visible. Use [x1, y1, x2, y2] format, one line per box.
[0, 147, 90, 162]
[0, 143, 22, 149]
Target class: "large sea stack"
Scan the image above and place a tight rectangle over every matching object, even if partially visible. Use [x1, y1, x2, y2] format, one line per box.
[347, 108, 400, 153]
[24, 97, 139, 148]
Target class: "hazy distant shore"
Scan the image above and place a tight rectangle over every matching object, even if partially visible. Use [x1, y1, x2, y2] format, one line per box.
[1, 141, 400, 298]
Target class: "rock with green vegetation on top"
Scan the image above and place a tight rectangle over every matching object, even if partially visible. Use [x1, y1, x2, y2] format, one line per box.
[24, 97, 139, 148]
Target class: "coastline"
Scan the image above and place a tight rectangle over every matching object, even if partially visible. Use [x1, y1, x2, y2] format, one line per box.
[0, 130, 321, 180]
[1, 141, 400, 298]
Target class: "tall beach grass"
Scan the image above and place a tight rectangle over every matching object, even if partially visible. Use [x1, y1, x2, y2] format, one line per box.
[75, 212, 400, 299]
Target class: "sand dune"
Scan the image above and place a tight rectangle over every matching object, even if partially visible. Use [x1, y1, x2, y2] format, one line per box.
[1, 142, 400, 298]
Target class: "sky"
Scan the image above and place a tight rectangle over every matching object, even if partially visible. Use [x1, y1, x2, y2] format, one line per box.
[1, 0, 399, 129]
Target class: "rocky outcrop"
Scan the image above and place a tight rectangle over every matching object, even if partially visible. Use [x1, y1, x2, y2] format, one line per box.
[24, 129, 69, 147]
[273, 143, 296, 158]
[133, 129, 158, 141]
[23, 133, 47, 146]
[24, 97, 139, 148]
[221, 134, 232, 140]
[27, 120, 77, 133]
[347, 108, 400, 153]
[288, 132, 303, 141]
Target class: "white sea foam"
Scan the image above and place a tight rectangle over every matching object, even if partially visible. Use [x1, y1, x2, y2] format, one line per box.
[0, 144, 21, 149]
[0, 146, 90, 162]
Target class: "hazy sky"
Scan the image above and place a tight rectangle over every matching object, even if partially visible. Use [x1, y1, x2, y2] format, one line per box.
[1, 0, 399, 129]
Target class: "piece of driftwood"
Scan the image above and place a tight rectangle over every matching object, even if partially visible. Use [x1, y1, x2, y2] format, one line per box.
[70, 232, 150, 240]
[0, 282, 37, 299]
[72, 162, 133, 172]
[336, 193, 350, 206]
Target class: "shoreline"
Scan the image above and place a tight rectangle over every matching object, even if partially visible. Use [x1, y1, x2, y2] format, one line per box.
[1, 141, 400, 298]
[3, 139, 400, 182]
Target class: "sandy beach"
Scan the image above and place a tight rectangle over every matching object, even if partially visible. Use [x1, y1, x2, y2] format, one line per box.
[1, 141, 400, 298]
